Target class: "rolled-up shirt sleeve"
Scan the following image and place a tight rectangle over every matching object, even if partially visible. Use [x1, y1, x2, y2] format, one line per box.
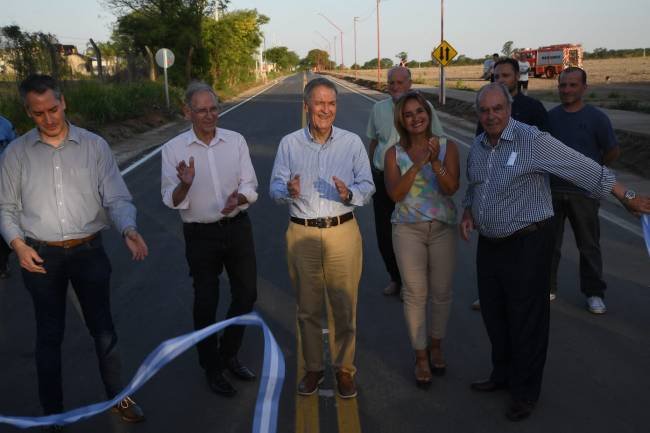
[237, 135, 258, 209]
[96, 138, 137, 234]
[269, 138, 293, 204]
[0, 144, 25, 244]
[348, 136, 375, 206]
[161, 142, 190, 210]
[533, 133, 616, 199]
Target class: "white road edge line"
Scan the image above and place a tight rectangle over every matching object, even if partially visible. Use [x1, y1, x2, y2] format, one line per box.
[120, 78, 285, 177]
[332, 75, 644, 239]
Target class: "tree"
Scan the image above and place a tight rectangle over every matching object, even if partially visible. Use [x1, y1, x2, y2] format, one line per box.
[301, 49, 330, 71]
[1, 25, 63, 79]
[202, 9, 269, 88]
[263, 46, 300, 70]
[501, 40, 514, 57]
[105, 0, 216, 84]
[362, 57, 393, 69]
[395, 51, 408, 65]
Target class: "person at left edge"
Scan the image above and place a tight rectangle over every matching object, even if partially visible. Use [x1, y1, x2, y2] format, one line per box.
[270, 77, 375, 399]
[161, 81, 258, 398]
[0, 74, 148, 425]
[0, 114, 17, 279]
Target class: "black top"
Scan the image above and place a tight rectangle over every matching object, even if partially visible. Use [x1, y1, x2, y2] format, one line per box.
[476, 93, 549, 135]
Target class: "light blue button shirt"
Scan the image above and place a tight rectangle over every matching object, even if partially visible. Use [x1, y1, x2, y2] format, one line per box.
[270, 126, 375, 219]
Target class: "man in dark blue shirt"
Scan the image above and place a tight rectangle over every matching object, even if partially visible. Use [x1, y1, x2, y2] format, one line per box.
[0, 115, 16, 278]
[548, 67, 620, 314]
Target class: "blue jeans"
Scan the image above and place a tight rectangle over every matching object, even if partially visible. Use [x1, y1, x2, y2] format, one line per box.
[22, 234, 122, 414]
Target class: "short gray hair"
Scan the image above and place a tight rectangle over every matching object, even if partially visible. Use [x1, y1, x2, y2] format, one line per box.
[185, 81, 219, 107]
[303, 77, 337, 103]
[475, 82, 513, 113]
[387, 66, 411, 82]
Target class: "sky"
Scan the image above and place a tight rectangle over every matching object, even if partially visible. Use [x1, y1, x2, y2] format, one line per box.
[2, 0, 650, 64]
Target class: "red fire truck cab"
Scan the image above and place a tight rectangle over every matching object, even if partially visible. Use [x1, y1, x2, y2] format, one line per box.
[519, 44, 583, 79]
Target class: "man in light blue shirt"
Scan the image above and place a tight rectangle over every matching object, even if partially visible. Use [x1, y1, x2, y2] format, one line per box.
[270, 77, 374, 399]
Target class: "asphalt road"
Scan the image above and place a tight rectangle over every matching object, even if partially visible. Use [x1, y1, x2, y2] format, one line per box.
[0, 72, 649, 433]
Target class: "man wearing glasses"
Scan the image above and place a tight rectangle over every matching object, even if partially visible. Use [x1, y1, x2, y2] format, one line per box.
[161, 81, 259, 397]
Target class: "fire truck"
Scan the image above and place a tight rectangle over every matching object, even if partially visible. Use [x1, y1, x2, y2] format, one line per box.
[518, 44, 583, 78]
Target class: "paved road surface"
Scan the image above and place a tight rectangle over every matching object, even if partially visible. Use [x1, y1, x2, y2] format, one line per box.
[0, 73, 648, 433]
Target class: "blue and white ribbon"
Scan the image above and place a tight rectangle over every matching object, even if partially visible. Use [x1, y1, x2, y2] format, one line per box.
[641, 214, 650, 255]
[0, 312, 285, 432]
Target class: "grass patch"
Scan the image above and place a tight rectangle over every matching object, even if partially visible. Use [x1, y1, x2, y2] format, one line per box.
[607, 92, 621, 99]
[0, 80, 183, 135]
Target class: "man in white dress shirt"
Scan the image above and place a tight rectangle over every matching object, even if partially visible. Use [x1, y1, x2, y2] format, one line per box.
[161, 82, 258, 397]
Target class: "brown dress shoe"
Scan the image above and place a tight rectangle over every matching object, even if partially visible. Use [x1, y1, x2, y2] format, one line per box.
[335, 371, 357, 399]
[297, 371, 324, 396]
[111, 396, 145, 423]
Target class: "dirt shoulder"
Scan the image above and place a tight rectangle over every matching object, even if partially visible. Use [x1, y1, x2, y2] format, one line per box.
[327, 72, 650, 180]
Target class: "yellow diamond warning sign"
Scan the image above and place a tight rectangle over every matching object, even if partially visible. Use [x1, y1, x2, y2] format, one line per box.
[432, 40, 458, 66]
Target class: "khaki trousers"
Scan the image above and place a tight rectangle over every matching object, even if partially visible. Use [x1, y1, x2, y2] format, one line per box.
[286, 219, 362, 374]
[392, 220, 456, 349]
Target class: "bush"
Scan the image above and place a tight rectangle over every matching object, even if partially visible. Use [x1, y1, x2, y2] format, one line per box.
[0, 79, 183, 134]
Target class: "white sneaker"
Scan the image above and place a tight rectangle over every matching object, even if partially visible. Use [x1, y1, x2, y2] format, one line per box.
[549, 293, 556, 301]
[586, 296, 607, 314]
[383, 281, 399, 296]
[471, 299, 481, 311]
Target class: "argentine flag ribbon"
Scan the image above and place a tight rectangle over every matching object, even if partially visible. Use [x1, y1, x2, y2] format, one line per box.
[0, 312, 285, 432]
[641, 214, 650, 255]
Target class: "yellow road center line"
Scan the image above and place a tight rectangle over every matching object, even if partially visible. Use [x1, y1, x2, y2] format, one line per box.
[296, 70, 319, 433]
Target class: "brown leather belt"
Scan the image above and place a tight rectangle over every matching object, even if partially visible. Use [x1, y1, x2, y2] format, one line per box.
[290, 212, 354, 229]
[44, 234, 97, 249]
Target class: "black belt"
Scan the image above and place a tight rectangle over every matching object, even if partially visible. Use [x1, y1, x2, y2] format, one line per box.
[290, 212, 354, 229]
[484, 218, 551, 243]
[185, 211, 247, 228]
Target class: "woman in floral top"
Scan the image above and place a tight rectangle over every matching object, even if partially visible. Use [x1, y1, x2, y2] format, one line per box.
[384, 91, 460, 388]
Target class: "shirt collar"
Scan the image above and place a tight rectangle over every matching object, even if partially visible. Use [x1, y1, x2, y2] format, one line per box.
[186, 126, 223, 147]
[479, 117, 516, 149]
[28, 122, 79, 147]
[304, 124, 337, 145]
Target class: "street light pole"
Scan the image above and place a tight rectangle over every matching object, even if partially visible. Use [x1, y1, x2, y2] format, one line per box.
[353, 16, 359, 78]
[334, 35, 338, 68]
[376, 0, 381, 85]
[318, 12, 344, 67]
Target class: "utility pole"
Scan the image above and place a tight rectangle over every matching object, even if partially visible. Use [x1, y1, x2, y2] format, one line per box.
[319, 13, 344, 67]
[376, 0, 381, 85]
[440, 0, 446, 105]
[353, 16, 359, 77]
[334, 35, 338, 68]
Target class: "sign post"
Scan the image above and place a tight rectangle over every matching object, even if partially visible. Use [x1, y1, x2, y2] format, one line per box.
[432, 40, 458, 106]
[155, 48, 175, 109]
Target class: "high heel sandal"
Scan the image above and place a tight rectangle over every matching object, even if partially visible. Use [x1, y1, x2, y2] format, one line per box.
[429, 340, 447, 377]
[414, 350, 432, 388]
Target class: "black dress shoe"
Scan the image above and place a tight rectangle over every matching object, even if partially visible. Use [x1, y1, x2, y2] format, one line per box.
[207, 369, 237, 397]
[470, 379, 508, 392]
[506, 399, 535, 421]
[226, 357, 256, 381]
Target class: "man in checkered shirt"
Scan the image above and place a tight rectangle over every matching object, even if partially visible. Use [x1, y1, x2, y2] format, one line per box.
[460, 82, 650, 422]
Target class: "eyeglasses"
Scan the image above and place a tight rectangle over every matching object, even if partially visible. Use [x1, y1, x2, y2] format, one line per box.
[190, 106, 219, 116]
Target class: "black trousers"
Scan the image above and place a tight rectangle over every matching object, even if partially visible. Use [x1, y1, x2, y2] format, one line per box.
[550, 192, 605, 298]
[0, 237, 11, 270]
[371, 169, 401, 285]
[183, 212, 257, 372]
[477, 221, 554, 403]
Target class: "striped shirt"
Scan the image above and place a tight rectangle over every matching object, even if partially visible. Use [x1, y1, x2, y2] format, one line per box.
[462, 118, 616, 238]
[269, 126, 375, 219]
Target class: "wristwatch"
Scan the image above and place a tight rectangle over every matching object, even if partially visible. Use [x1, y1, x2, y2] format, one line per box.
[346, 190, 354, 203]
[624, 190, 636, 201]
